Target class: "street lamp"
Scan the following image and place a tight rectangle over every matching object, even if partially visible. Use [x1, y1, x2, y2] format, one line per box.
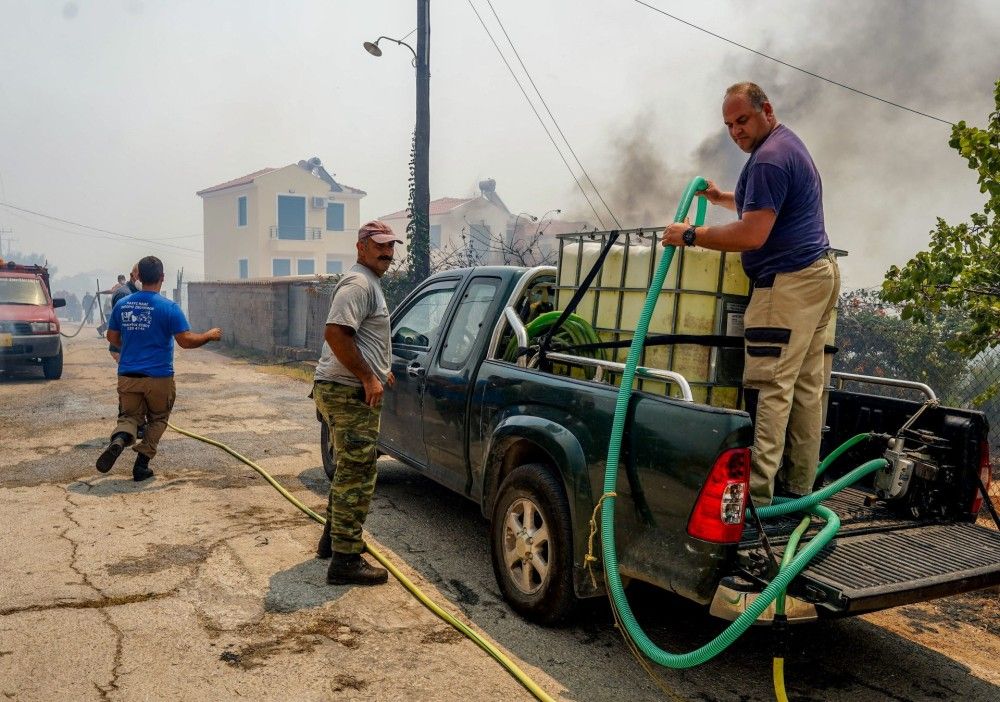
[363, 0, 431, 284]
[363, 36, 416, 65]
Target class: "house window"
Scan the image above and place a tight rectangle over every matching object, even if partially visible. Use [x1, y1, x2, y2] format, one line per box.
[297, 258, 315, 275]
[237, 196, 247, 227]
[430, 224, 442, 248]
[326, 202, 345, 231]
[272, 258, 291, 276]
[238, 259, 249, 279]
[277, 195, 306, 239]
[326, 257, 343, 274]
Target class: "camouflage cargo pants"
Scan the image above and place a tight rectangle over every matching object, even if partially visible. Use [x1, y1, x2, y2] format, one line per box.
[313, 381, 382, 555]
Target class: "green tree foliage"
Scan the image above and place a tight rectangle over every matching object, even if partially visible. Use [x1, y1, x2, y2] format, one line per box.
[835, 289, 968, 403]
[883, 78, 1000, 358]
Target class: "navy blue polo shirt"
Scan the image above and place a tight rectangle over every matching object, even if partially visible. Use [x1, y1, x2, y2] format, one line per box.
[735, 124, 830, 281]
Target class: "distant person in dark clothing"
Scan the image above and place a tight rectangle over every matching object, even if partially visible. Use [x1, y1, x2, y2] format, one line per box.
[82, 292, 95, 324]
[109, 263, 141, 362]
[96, 256, 222, 482]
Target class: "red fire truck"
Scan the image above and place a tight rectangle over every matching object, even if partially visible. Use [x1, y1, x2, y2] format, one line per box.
[0, 261, 65, 379]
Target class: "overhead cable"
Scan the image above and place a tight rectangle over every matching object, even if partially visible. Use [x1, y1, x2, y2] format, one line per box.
[466, 0, 608, 229]
[0, 201, 203, 255]
[634, 0, 955, 126]
[485, 0, 622, 229]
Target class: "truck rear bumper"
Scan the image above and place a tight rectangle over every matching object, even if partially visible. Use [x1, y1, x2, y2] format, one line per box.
[710, 576, 818, 623]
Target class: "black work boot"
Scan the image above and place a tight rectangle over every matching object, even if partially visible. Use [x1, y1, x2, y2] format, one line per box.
[316, 521, 333, 559]
[132, 453, 154, 482]
[96, 432, 131, 473]
[326, 552, 388, 586]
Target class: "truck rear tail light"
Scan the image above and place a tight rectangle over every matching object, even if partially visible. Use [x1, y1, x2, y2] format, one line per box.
[688, 448, 750, 543]
[29, 322, 58, 333]
[970, 439, 991, 516]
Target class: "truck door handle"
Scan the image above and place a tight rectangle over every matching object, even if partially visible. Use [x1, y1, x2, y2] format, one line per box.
[407, 363, 426, 378]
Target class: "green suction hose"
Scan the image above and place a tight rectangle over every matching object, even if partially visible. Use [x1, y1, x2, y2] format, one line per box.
[502, 310, 604, 364]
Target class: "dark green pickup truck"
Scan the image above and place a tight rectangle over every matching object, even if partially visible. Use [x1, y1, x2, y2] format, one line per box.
[321, 264, 1000, 625]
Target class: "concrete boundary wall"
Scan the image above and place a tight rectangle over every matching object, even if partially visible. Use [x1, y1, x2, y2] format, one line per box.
[188, 276, 339, 360]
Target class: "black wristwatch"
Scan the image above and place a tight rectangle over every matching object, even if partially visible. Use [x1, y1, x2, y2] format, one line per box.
[682, 225, 698, 246]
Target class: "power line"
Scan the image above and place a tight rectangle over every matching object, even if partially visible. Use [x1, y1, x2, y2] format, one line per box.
[0, 201, 203, 255]
[633, 0, 955, 126]
[485, 0, 622, 229]
[465, 0, 608, 229]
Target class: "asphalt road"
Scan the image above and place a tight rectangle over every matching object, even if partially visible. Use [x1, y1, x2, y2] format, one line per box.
[1, 333, 998, 701]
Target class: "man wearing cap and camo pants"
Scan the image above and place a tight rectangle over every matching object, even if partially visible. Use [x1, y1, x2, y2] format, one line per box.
[314, 220, 402, 585]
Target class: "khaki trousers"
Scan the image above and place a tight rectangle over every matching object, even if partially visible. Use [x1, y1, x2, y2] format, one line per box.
[743, 253, 840, 505]
[115, 376, 176, 460]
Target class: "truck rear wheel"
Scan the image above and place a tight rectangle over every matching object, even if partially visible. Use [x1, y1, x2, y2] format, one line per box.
[42, 347, 63, 380]
[490, 463, 576, 625]
[319, 417, 337, 481]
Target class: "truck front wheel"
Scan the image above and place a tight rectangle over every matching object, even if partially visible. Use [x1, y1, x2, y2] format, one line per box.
[490, 463, 576, 625]
[42, 347, 63, 380]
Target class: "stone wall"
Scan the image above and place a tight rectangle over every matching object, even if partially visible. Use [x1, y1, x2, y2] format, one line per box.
[188, 276, 338, 361]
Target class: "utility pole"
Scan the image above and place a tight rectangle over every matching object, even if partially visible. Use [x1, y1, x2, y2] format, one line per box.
[412, 0, 431, 283]
[0, 226, 15, 259]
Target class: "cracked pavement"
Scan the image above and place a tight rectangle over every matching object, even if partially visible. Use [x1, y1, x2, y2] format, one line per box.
[2, 333, 998, 701]
[0, 334, 549, 701]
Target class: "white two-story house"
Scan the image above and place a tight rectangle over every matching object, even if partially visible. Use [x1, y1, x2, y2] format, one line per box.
[380, 179, 512, 267]
[197, 157, 366, 280]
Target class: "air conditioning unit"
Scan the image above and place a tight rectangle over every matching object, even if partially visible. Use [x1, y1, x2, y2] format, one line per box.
[310, 196, 328, 209]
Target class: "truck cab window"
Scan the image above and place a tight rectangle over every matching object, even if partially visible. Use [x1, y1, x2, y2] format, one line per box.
[391, 283, 457, 350]
[440, 278, 500, 368]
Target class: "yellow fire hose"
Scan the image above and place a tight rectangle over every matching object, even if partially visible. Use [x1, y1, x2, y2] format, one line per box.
[166, 422, 557, 702]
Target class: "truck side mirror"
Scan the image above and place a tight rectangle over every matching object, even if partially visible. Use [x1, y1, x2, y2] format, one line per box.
[52, 298, 66, 308]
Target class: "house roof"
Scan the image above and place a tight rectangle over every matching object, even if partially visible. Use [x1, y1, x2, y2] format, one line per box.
[380, 197, 477, 220]
[196, 161, 366, 197]
[196, 168, 277, 196]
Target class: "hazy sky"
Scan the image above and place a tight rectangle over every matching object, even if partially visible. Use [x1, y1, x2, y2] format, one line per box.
[1, 0, 997, 291]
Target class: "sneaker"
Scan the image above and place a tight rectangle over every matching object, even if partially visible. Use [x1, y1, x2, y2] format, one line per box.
[96, 433, 129, 473]
[326, 552, 388, 586]
[132, 454, 154, 482]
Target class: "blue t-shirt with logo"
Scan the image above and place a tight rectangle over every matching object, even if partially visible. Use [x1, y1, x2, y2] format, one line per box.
[109, 291, 190, 377]
[735, 124, 830, 281]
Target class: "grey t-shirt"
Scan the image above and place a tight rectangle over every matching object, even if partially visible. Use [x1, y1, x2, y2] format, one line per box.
[314, 263, 391, 386]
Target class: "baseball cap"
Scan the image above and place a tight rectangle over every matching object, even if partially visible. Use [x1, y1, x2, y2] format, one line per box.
[358, 220, 403, 244]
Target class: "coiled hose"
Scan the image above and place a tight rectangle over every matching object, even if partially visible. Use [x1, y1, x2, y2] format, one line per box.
[502, 310, 605, 365]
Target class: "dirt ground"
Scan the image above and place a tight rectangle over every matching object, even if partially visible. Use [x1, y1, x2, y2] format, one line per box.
[1, 332, 998, 701]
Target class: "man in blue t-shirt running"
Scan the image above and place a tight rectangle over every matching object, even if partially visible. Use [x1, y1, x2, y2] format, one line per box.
[96, 255, 222, 481]
[662, 82, 840, 505]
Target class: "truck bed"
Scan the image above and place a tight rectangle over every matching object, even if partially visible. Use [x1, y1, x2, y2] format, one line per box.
[740, 488, 1000, 614]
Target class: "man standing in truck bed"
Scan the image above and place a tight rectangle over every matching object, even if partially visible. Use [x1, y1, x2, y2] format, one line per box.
[662, 82, 840, 505]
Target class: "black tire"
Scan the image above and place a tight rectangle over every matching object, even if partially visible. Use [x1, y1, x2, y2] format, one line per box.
[319, 417, 337, 481]
[42, 346, 63, 380]
[490, 463, 577, 625]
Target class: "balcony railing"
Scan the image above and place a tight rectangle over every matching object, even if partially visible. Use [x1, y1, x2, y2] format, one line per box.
[270, 226, 322, 241]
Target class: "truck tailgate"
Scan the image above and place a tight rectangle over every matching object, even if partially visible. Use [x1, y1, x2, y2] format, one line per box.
[789, 522, 1000, 614]
[740, 488, 1000, 615]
